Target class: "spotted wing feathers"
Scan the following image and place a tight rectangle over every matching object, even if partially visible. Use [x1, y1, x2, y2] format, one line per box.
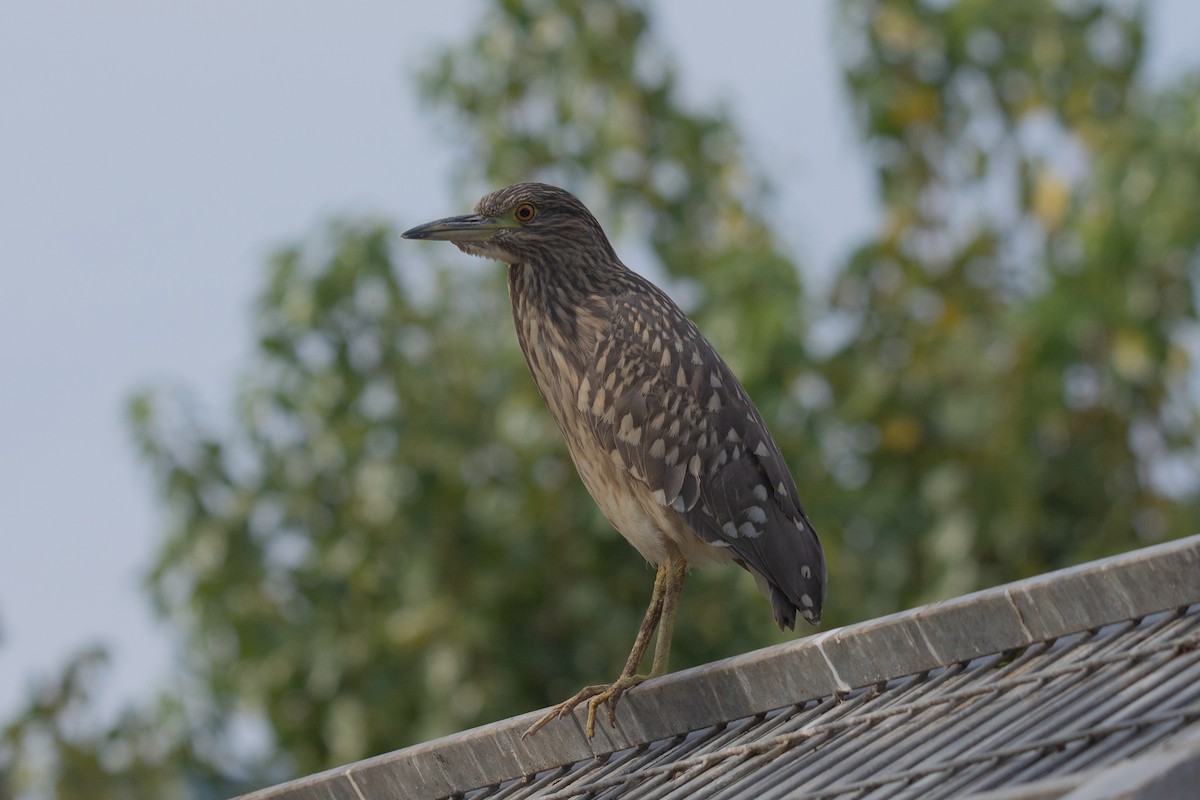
[581, 288, 826, 629]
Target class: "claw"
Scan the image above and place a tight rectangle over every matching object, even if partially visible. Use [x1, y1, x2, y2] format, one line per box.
[523, 674, 648, 739]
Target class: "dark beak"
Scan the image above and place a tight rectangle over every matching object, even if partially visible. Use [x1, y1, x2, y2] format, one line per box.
[401, 214, 511, 242]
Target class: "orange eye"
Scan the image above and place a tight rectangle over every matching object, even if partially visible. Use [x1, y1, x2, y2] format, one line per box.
[514, 203, 536, 222]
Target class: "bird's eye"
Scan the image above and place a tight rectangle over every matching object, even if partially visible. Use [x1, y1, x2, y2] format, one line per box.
[514, 203, 536, 222]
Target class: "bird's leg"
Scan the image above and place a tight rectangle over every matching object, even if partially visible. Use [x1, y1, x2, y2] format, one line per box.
[523, 556, 686, 739]
[650, 556, 687, 677]
[616, 558, 671, 676]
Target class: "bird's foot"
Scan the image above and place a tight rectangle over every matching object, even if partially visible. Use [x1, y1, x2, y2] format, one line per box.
[523, 673, 648, 739]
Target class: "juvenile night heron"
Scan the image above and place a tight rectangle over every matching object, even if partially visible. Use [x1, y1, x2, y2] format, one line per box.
[402, 183, 826, 738]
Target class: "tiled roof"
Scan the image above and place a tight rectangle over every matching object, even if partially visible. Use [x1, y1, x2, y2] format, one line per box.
[241, 534, 1200, 800]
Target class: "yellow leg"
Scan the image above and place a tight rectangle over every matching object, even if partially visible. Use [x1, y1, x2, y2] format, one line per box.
[650, 556, 686, 677]
[524, 556, 687, 739]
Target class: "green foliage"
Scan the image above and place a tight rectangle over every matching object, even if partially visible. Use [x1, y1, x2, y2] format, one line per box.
[4, 0, 1198, 792]
[823, 0, 1200, 613]
[0, 648, 246, 799]
[129, 227, 581, 762]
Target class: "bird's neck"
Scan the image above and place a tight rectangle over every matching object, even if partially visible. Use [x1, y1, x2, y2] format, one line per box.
[507, 258, 619, 414]
[507, 254, 626, 336]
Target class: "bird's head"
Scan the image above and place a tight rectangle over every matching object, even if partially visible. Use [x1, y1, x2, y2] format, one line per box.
[402, 182, 615, 266]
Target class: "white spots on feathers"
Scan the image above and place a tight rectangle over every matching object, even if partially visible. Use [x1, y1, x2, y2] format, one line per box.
[577, 376, 591, 412]
[722, 519, 762, 539]
[618, 413, 641, 445]
[564, 288, 819, 599]
[801, 565, 813, 579]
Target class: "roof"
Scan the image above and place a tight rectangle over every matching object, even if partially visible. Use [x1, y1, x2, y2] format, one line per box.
[240, 534, 1200, 800]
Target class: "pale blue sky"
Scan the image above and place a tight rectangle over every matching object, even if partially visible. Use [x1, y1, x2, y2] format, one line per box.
[0, 1, 1196, 723]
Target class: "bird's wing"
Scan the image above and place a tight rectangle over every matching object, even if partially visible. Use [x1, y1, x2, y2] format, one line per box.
[580, 289, 826, 629]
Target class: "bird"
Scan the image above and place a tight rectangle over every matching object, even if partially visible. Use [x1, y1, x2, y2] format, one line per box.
[402, 182, 826, 738]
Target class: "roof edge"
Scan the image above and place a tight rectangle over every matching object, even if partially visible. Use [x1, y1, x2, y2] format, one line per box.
[240, 534, 1200, 800]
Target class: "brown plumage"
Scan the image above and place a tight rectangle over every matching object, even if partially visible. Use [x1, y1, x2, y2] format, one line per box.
[402, 182, 826, 737]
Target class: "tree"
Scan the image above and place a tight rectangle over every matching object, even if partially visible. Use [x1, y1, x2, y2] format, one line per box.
[0, 647, 245, 799]
[821, 0, 1200, 613]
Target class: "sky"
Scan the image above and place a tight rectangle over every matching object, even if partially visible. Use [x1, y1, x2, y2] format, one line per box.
[1, 0, 1197, 726]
